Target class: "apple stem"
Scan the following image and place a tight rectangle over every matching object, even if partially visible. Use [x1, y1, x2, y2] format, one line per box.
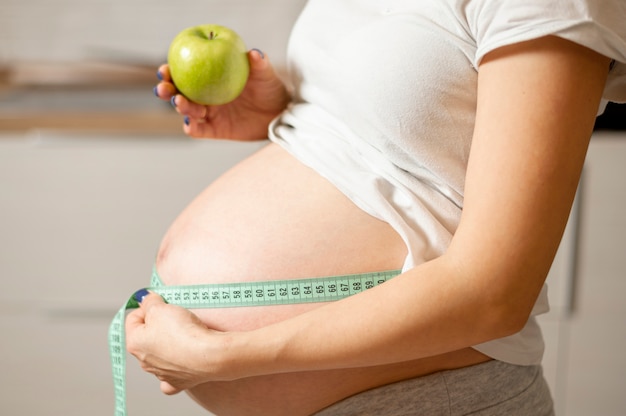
[209, 31, 215, 40]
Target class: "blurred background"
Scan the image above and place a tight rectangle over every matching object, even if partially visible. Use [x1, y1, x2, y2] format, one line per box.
[0, 0, 303, 133]
[0, 1, 624, 415]
[0, 1, 305, 415]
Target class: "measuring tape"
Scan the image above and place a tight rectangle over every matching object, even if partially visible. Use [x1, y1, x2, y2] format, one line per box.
[108, 269, 401, 416]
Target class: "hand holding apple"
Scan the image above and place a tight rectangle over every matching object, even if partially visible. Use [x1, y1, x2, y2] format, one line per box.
[154, 37, 291, 140]
[168, 24, 250, 105]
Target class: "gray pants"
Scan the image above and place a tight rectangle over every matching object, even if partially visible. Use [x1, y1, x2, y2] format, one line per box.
[313, 360, 554, 416]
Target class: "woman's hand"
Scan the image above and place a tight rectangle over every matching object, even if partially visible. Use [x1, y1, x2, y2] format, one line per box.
[154, 49, 290, 140]
[125, 291, 231, 395]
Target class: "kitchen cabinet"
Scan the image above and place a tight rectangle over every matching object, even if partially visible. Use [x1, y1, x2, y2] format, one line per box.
[0, 131, 264, 415]
[1, 130, 624, 415]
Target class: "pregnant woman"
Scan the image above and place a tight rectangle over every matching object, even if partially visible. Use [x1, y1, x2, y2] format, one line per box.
[127, 1, 626, 415]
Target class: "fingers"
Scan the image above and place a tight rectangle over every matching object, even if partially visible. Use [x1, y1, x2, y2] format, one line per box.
[154, 64, 214, 137]
[171, 95, 219, 138]
[125, 290, 166, 333]
[125, 307, 146, 333]
[171, 94, 209, 120]
[125, 290, 170, 361]
[155, 48, 272, 102]
[136, 290, 168, 311]
[154, 82, 178, 101]
[157, 64, 171, 82]
[154, 48, 281, 139]
[154, 64, 178, 101]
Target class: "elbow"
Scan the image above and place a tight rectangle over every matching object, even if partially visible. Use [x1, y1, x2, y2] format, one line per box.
[476, 295, 537, 343]
[462, 271, 548, 343]
[494, 309, 531, 340]
[442, 253, 548, 345]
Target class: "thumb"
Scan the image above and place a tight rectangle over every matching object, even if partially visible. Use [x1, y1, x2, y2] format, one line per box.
[161, 381, 183, 395]
[125, 289, 166, 335]
[247, 48, 279, 82]
[248, 48, 266, 69]
[133, 288, 168, 313]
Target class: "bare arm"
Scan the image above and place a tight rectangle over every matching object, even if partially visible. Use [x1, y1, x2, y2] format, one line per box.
[127, 36, 611, 389]
[224, 36, 611, 375]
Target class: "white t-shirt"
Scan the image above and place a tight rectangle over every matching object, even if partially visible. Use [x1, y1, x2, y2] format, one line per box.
[269, 0, 626, 365]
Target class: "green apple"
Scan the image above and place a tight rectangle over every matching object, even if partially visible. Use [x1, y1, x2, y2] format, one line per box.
[167, 24, 250, 105]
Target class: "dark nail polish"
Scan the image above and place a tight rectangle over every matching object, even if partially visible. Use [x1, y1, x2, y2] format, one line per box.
[157, 70, 163, 81]
[133, 288, 150, 304]
[251, 48, 265, 59]
[153, 86, 159, 98]
[170, 95, 177, 108]
[183, 116, 190, 126]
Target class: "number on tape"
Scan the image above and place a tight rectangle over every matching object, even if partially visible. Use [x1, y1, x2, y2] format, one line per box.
[108, 269, 400, 416]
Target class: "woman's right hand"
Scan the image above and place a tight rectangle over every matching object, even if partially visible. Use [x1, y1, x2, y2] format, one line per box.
[154, 49, 290, 140]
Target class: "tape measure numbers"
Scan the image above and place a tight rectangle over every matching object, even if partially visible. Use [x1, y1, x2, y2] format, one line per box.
[109, 269, 401, 416]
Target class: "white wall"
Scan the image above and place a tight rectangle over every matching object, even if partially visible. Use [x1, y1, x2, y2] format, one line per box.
[0, 132, 267, 416]
[0, 0, 307, 66]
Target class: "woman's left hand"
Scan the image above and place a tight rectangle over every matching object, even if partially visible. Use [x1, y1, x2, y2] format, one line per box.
[125, 291, 226, 395]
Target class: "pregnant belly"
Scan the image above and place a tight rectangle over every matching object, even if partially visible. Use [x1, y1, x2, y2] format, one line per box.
[155, 143, 489, 415]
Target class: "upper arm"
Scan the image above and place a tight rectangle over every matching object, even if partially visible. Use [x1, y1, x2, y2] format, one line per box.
[448, 36, 611, 321]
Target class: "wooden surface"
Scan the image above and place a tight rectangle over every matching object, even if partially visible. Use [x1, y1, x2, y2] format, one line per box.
[0, 60, 288, 135]
[0, 110, 183, 134]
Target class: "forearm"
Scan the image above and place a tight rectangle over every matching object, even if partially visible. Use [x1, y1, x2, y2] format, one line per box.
[213, 37, 610, 382]
[222, 256, 518, 379]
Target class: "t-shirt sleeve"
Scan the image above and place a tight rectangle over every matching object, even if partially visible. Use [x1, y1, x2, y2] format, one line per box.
[469, 0, 626, 103]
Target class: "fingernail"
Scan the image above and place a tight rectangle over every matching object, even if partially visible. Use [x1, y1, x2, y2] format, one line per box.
[157, 70, 164, 81]
[133, 288, 150, 303]
[170, 95, 177, 108]
[153, 86, 160, 98]
[251, 48, 265, 59]
[183, 116, 190, 126]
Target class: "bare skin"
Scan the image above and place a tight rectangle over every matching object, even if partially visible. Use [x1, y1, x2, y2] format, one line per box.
[155, 142, 491, 415]
[128, 40, 611, 415]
